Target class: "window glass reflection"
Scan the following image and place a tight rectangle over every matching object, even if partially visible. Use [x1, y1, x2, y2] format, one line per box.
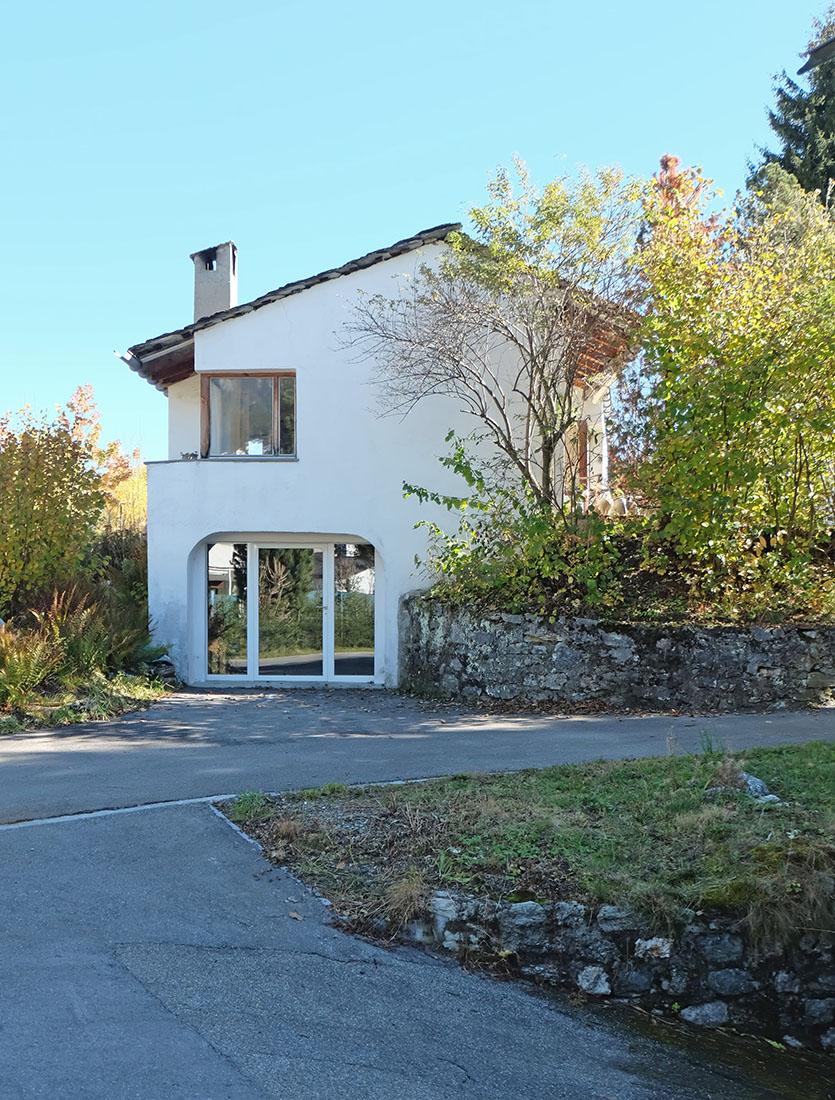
[334, 543, 374, 676]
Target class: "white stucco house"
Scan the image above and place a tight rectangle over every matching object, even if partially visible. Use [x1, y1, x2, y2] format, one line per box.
[122, 226, 619, 688]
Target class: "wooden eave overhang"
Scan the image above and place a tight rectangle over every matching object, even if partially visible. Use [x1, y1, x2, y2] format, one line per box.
[125, 223, 462, 391]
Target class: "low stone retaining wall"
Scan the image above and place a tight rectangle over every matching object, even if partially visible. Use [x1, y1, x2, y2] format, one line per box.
[399, 597, 835, 710]
[399, 892, 834, 1052]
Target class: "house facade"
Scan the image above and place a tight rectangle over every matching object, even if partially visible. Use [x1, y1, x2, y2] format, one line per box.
[124, 227, 612, 687]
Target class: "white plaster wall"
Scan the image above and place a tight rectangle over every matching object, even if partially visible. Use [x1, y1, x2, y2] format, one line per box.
[150, 244, 479, 685]
[167, 374, 201, 458]
[147, 460, 450, 685]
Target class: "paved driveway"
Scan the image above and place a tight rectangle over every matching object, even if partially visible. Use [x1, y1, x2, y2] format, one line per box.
[1, 691, 832, 1099]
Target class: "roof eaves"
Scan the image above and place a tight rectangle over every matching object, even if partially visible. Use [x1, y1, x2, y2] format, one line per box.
[127, 222, 461, 373]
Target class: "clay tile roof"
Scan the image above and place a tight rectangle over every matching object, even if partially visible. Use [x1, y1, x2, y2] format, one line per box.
[125, 224, 462, 390]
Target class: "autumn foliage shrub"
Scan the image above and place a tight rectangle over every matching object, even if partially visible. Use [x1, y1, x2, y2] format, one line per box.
[617, 158, 835, 619]
[0, 387, 142, 620]
[415, 159, 835, 624]
[0, 388, 164, 715]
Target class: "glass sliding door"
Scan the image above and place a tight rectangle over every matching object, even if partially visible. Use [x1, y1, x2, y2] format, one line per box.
[206, 539, 376, 681]
[333, 543, 374, 677]
[258, 548, 324, 676]
[207, 542, 248, 674]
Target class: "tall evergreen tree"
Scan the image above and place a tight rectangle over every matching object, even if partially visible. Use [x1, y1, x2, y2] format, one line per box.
[759, 7, 835, 197]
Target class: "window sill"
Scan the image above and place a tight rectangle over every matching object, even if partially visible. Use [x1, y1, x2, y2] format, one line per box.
[205, 455, 299, 461]
[146, 456, 300, 465]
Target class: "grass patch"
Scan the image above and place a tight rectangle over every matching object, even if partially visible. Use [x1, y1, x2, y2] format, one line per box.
[1, 670, 166, 731]
[226, 741, 835, 946]
[227, 790, 272, 824]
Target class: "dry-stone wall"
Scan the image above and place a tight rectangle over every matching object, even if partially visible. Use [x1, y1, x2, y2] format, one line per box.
[401, 892, 835, 1051]
[399, 596, 835, 710]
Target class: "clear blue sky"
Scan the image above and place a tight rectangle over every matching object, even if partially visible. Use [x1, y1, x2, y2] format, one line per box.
[0, 0, 820, 459]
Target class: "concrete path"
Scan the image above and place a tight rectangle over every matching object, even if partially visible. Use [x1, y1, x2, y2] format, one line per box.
[0, 688, 833, 823]
[1, 691, 833, 1098]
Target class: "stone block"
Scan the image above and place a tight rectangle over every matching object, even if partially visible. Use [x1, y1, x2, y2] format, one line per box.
[804, 999, 835, 1028]
[613, 964, 653, 995]
[811, 972, 835, 993]
[680, 1001, 729, 1027]
[806, 671, 835, 690]
[496, 901, 548, 952]
[577, 965, 611, 995]
[660, 969, 690, 996]
[485, 684, 519, 700]
[596, 905, 639, 932]
[562, 928, 618, 965]
[550, 642, 582, 670]
[634, 937, 672, 960]
[773, 971, 801, 995]
[406, 920, 435, 945]
[707, 968, 758, 996]
[552, 900, 586, 927]
[698, 933, 743, 964]
[429, 891, 459, 939]
[440, 674, 460, 696]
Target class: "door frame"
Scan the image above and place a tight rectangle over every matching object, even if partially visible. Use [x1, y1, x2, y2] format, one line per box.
[203, 537, 377, 685]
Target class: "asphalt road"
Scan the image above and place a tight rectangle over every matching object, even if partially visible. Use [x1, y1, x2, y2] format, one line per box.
[1, 690, 832, 1099]
[1, 688, 833, 824]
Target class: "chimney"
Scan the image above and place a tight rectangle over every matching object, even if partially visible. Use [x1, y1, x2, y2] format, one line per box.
[190, 241, 238, 322]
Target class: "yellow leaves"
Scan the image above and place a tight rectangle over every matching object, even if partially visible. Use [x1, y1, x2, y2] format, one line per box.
[0, 389, 113, 616]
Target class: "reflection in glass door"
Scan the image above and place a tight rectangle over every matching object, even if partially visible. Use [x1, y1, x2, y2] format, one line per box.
[258, 548, 323, 676]
[207, 542, 247, 674]
[207, 540, 375, 680]
[334, 544, 374, 677]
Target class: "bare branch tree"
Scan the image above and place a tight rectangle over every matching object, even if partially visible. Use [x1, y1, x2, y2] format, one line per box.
[346, 161, 643, 513]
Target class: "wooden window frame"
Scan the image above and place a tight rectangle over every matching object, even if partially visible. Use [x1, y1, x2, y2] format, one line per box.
[200, 372, 296, 459]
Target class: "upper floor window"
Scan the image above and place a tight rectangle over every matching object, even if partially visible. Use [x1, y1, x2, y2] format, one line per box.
[201, 373, 296, 457]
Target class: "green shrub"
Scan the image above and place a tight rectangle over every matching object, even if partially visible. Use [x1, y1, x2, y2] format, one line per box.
[30, 585, 162, 681]
[0, 628, 63, 709]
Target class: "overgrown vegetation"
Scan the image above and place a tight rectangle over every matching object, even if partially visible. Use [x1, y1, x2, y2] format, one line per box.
[226, 742, 835, 947]
[621, 157, 835, 622]
[388, 153, 835, 625]
[0, 389, 166, 730]
[0, 539, 167, 726]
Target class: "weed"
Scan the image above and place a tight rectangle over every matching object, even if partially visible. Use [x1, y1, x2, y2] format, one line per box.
[0, 627, 63, 709]
[227, 791, 272, 824]
[320, 783, 348, 796]
[699, 730, 726, 759]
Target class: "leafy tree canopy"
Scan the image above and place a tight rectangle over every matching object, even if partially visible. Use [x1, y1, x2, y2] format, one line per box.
[0, 386, 132, 618]
[758, 5, 835, 197]
[624, 155, 835, 615]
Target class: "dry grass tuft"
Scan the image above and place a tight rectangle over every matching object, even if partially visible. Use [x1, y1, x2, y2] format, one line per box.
[273, 816, 302, 841]
[709, 758, 748, 790]
[385, 870, 427, 923]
